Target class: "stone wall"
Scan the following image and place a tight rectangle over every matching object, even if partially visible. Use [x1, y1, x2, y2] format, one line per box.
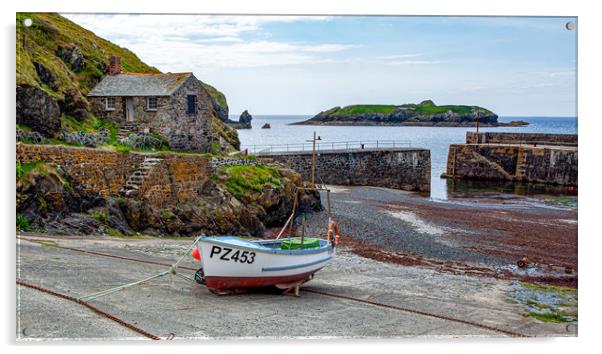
[466, 132, 578, 146]
[17, 144, 144, 198]
[258, 148, 431, 192]
[16, 144, 212, 206]
[446, 144, 577, 185]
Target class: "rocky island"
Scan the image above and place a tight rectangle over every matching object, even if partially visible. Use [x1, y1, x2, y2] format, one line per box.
[227, 110, 253, 129]
[293, 100, 528, 127]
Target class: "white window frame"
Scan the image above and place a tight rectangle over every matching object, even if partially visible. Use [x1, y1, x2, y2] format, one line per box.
[105, 97, 115, 111]
[147, 97, 158, 111]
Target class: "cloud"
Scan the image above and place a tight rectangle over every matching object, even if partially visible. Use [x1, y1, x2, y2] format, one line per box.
[387, 60, 448, 65]
[63, 14, 352, 69]
[63, 14, 332, 40]
[377, 53, 423, 60]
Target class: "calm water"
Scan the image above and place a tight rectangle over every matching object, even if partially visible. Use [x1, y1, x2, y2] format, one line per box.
[236, 115, 577, 200]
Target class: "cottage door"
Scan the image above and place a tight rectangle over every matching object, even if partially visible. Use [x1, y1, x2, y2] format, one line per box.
[126, 98, 135, 122]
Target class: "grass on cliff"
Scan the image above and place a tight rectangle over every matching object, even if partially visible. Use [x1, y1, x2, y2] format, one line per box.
[16, 213, 30, 231]
[211, 116, 239, 153]
[215, 165, 282, 200]
[17, 12, 159, 97]
[329, 105, 398, 116]
[322, 102, 494, 117]
[16, 161, 45, 181]
[201, 81, 228, 114]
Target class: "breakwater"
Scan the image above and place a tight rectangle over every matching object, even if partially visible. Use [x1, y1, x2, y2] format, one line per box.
[465, 132, 577, 146]
[257, 148, 431, 192]
[446, 133, 577, 186]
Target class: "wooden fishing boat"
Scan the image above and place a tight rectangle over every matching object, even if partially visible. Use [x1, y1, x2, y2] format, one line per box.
[189, 132, 339, 295]
[192, 235, 336, 294]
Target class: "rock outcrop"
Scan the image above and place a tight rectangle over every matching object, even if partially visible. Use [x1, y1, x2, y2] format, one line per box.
[293, 100, 528, 127]
[33, 61, 58, 90]
[16, 85, 61, 137]
[262, 123, 271, 129]
[56, 45, 86, 72]
[227, 110, 253, 129]
[58, 89, 89, 120]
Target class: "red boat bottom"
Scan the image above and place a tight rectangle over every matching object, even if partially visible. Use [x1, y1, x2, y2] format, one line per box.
[205, 270, 320, 292]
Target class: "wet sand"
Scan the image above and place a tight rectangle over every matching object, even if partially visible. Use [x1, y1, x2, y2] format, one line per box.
[299, 185, 577, 287]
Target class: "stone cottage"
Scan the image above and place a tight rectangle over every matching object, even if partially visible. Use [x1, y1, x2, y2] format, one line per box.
[87, 56, 214, 152]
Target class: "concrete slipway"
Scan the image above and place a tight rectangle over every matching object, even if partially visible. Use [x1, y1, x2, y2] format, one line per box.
[16, 233, 575, 340]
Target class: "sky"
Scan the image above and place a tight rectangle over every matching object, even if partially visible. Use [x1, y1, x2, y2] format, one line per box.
[64, 14, 577, 117]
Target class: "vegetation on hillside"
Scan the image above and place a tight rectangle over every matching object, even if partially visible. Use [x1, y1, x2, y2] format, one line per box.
[201, 81, 229, 119]
[17, 13, 159, 97]
[213, 165, 282, 200]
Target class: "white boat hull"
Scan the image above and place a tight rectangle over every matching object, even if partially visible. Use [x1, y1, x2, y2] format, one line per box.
[197, 237, 334, 292]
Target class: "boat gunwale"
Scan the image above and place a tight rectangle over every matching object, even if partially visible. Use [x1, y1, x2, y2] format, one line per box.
[261, 256, 332, 272]
[199, 236, 333, 256]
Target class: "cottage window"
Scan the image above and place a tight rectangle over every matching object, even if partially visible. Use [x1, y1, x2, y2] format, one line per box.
[147, 97, 158, 111]
[105, 97, 115, 111]
[187, 95, 197, 114]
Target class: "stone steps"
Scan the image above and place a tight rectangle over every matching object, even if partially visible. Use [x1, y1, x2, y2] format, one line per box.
[116, 123, 137, 141]
[120, 156, 164, 197]
[515, 148, 528, 178]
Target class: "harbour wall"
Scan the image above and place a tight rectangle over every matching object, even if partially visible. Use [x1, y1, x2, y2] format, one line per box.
[466, 132, 578, 146]
[15, 144, 246, 206]
[257, 148, 431, 192]
[446, 144, 577, 186]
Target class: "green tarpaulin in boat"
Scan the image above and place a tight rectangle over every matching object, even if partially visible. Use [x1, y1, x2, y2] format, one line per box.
[280, 237, 321, 250]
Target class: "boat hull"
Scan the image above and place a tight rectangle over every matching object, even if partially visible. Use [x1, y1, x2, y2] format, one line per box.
[205, 270, 319, 292]
[197, 237, 334, 292]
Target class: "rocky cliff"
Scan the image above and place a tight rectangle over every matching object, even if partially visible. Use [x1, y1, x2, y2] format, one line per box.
[16, 12, 239, 151]
[294, 100, 527, 127]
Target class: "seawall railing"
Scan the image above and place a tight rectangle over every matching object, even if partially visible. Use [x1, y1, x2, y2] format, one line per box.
[241, 140, 413, 155]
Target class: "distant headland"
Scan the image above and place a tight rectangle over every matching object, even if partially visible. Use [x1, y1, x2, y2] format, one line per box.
[291, 100, 529, 127]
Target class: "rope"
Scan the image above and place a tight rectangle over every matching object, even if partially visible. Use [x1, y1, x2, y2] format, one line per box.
[76, 237, 201, 302]
[16, 280, 161, 340]
[79, 270, 170, 302]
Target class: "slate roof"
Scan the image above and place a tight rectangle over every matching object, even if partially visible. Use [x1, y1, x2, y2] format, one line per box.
[87, 72, 193, 97]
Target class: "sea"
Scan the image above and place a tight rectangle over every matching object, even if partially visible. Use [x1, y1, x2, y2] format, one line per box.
[236, 116, 578, 200]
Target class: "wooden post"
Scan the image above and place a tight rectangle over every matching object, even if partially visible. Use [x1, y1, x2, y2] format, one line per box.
[311, 131, 317, 186]
[326, 189, 332, 219]
[301, 216, 306, 247]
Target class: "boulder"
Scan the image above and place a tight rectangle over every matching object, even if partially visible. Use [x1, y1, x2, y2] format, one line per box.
[16, 84, 61, 137]
[261, 123, 271, 129]
[56, 45, 86, 72]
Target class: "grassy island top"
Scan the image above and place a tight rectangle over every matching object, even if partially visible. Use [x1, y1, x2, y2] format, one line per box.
[320, 100, 495, 117]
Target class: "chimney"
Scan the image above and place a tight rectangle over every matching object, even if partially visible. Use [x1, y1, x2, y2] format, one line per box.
[109, 56, 121, 75]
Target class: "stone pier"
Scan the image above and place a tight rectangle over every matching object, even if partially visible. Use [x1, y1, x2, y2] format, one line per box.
[446, 132, 577, 186]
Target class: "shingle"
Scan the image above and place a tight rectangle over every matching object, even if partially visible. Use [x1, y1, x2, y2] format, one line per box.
[87, 72, 192, 97]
